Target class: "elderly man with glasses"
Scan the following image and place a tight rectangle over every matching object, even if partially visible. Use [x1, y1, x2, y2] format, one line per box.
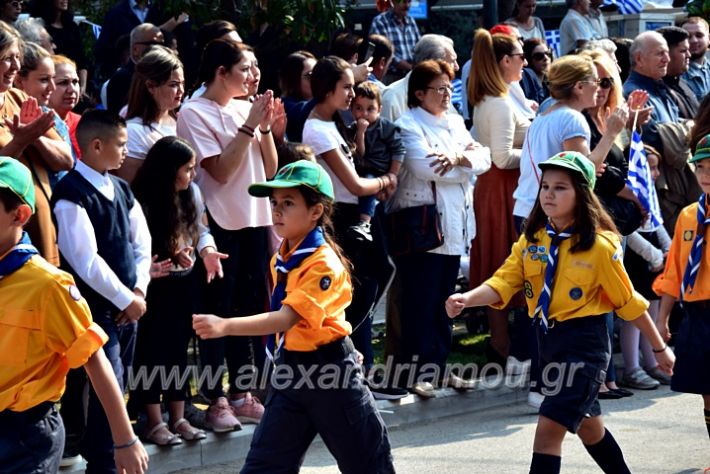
[106, 23, 164, 114]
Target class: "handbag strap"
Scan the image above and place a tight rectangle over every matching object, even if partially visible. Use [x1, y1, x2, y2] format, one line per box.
[525, 127, 540, 185]
[415, 115, 439, 205]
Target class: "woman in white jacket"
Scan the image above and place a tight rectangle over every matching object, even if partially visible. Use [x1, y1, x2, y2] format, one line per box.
[390, 59, 491, 396]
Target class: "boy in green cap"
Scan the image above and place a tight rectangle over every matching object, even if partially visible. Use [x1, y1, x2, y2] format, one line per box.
[653, 133, 710, 440]
[0, 157, 148, 473]
[447, 152, 674, 473]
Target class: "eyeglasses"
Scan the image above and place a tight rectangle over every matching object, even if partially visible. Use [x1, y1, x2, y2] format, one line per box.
[532, 51, 553, 61]
[427, 85, 453, 95]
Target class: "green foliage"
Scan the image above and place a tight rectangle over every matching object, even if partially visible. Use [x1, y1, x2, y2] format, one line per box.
[234, 0, 355, 49]
[686, 0, 710, 20]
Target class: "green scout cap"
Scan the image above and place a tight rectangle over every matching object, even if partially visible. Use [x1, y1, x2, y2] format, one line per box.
[0, 157, 35, 213]
[248, 160, 334, 200]
[689, 134, 710, 164]
[539, 151, 596, 188]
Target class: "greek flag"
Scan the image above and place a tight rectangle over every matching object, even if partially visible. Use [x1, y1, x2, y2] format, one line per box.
[603, 0, 645, 14]
[81, 20, 102, 40]
[626, 130, 663, 231]
[545, 30, 561, 58]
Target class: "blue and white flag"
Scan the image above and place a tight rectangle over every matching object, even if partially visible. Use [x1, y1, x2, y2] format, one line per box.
[545, 29, 561, 58]
[81, 20, 102, 40]
[603, 0, 645, 14]
[626, 130, 663, 231]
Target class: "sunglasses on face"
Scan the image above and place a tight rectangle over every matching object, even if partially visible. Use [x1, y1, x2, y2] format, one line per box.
[532, 51, 553, 61]
[598, 77, 613, 89]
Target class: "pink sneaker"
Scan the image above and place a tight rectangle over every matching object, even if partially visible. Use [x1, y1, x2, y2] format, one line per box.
[229, 392, 264, 424]
[206, 397, 242, 432]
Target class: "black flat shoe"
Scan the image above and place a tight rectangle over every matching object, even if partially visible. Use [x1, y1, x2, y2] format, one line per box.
[610, 388, 634, 397]
[597, 390, 624, 400]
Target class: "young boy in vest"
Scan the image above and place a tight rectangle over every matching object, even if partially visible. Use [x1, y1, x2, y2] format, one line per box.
[0, 157, 148, 473]
[52, 110, 152, 472]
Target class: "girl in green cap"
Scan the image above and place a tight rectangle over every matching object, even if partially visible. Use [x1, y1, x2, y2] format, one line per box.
[193, 160, 394, 473]
[446, 151, 674, 473]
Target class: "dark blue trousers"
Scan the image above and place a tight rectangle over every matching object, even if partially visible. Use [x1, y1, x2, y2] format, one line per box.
[0, 403, 64, 473]
[241, 338, 394, 474]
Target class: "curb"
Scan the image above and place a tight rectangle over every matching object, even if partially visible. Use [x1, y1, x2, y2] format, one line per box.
[63, 380, 528, 473]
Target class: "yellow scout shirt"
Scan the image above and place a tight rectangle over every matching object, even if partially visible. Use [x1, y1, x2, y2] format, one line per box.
[653, 202, 710, 301]
[270, 244, 352, 351]
[486, 229, 648, 322]
[0, 255, 108, 412]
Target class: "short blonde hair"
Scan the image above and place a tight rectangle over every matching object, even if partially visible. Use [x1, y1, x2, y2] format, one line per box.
[547, 55, 595, 101]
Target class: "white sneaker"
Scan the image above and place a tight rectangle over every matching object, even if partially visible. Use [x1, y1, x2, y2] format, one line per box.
[506, 356, 531, 376]
[527, 391, 544, 410]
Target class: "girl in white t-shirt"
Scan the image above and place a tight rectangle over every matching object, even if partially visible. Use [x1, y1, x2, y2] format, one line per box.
[177, 38, 278, 433]
[116, 46, 184, 183]
[302, 56, 394, 374]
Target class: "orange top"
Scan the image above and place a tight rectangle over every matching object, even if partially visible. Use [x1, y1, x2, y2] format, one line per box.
[653, 202, 710, 302]
[271, 244, 352, 351]
[0, 255, 107, 412]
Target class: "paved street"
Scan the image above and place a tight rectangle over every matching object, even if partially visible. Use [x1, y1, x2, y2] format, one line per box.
[179, 386, 709, 473]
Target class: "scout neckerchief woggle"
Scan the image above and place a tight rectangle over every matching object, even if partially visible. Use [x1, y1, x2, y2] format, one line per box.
[266, 226, 326, 360]
[0, 232, 38, 279]
[680, 193, 709, 306]
[533, 222, 574, 332]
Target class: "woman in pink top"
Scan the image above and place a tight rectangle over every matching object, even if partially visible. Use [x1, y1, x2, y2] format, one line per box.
[177, 38, 277, 433]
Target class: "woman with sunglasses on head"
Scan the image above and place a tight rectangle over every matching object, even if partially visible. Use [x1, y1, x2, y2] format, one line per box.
[115, 46, 184, 183]
[468, 29, 531, 371]
[505, 0, 546, 41]
[390, 59, 491, 397]
[521, 38, 551, 104]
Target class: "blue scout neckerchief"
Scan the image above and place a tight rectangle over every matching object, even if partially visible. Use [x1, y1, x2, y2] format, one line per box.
[0, 232, 38, 279]
[533, 222, 574, 333]
[266, 226, 326, 360]
[680, 193, 709, 306]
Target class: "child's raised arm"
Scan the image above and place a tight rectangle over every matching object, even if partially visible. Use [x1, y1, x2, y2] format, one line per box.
[446, 284, 502, 318]
[193, 304, 301, 339]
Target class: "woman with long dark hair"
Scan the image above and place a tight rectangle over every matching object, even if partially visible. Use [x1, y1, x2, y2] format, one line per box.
[177, 38, 277, 432]
[131, 136, 226, 445]
[302, 55, 394, 380]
